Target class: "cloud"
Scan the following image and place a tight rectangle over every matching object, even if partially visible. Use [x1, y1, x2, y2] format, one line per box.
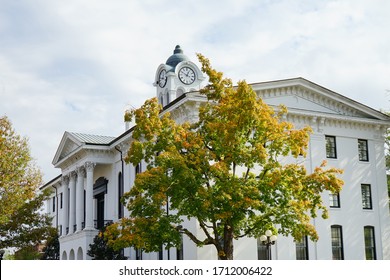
[1, 0, 389, 182]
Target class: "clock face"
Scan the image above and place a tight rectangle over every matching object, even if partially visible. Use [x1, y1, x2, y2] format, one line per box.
[158, 69, 167, 88]
[178, 67, 196, 85]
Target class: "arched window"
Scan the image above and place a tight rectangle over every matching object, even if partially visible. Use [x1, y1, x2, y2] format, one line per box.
[93, 177, 108, 230]
[331, 225, 344, 260]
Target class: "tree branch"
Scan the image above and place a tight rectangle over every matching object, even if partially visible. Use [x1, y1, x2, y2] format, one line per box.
[177, 225, 214, 246]
[244, 167, 251, 180]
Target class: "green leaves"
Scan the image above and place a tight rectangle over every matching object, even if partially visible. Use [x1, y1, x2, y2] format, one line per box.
[0, 116, 55, 252]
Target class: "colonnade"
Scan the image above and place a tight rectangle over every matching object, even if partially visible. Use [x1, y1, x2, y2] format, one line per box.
[61, 161, 96, 235]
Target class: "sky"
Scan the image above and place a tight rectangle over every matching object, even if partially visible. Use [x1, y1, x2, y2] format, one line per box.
[1, 0, 389, 183]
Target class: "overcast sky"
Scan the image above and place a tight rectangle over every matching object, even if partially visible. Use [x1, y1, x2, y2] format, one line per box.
[1, 0, 389, 182]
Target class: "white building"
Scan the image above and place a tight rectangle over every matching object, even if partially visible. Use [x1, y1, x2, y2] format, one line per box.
[42, 45, 390, 260]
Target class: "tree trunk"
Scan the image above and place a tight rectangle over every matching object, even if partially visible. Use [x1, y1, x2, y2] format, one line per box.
[220, 223, 234, 260]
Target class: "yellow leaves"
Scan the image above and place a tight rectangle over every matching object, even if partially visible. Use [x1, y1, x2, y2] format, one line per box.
[309, 161, 344, 194]
[117, 54, 346, 255]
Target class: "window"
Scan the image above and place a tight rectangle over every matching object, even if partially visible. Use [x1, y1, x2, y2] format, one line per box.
[176, 234, 184, 260]
[361, 184, 372, 209]
[325, 136, 337, 158]
[52, 196, 56, 212]
[60, 192, 63, 209]
[295, 236, 309, 260]
[331, 225, 344, 260]
[358, 139, 369, 161]
[364, 226, 376, 260]
[136, 248, 142, 260]
[118, 172, 124, 219]
[257, 239, 268, 260]
[329, 192, 340, 208]
[135, 163, 141, 175]
[158, 245, 163, 260]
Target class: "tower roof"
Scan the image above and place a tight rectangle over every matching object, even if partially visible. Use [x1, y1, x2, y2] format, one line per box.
[165, 45, 189, 69]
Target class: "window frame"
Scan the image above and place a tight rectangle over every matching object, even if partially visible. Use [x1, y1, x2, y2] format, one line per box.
[329, 192, 341, 208]
[295, 236, 309, 260]
[331, 225, 344, 260]
[118, 172, 124, 219]
[325, 135, 337, 159]
[364, 226, 376, 260]
[52, 196, 56, 212]
[136, 248, 143, 260]
[358, 139, 369, 162]
[176, 234, 184, 260]
[361, 184, 373, 210]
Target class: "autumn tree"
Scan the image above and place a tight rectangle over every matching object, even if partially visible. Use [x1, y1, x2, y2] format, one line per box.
[0, 116, 55, 251]
[106, 55, 344, 260]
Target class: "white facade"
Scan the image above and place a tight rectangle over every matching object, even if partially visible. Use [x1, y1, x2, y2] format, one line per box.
[41, 46, 390, 260]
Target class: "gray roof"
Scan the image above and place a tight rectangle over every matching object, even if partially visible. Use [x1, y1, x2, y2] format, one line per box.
[166, 45, 189, 69]
[69, 132, 116, 145]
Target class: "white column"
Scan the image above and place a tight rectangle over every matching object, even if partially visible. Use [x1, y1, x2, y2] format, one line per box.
[68, 171, 76, 234]
[76, 166, 85, 232]
[61, 176, 69, 236]
[84, 161, 96, 230]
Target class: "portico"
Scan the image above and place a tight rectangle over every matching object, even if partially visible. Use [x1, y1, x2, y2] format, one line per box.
[51, 131, 116, 259]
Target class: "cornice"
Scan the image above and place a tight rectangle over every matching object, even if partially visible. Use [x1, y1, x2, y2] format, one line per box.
[55, 146, 114, 171]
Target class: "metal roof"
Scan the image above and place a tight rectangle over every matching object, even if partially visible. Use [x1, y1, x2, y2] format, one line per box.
[69, 132, 116, 145]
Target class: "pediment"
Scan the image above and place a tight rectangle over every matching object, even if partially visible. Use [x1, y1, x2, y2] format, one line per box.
[262, 94, 341, 115]
[251, 78, 389, 121]
[52, 132, 116, 167]
[52, 132, 83, 166]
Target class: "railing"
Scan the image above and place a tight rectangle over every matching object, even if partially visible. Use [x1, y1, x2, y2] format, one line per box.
[94, 220, 113, 230]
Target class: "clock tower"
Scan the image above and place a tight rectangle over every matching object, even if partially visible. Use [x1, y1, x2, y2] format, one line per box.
[154, 45, 205, 107]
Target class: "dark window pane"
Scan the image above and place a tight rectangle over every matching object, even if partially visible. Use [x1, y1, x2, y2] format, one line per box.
[296, 236, 309, 260]
[358, 139, 369, 161]
[329, 192, 340, 208]
[361, 184, 372, 209]
[326, 136, 337, 158]
[364, 226, 376, 260]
